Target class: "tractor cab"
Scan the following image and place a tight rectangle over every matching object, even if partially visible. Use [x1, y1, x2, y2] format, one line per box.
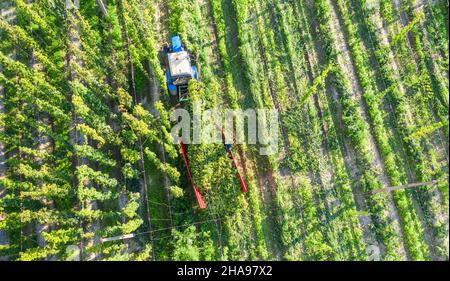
[163, 36, 198, 103]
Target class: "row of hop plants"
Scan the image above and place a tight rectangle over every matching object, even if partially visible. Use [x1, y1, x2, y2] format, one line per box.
[229, 0, 367, 260]
[383, 0, 448, 257]
[255, 0, 334, 261]
[0, 0, 175, 260]
[335, 0, 430, 260]
[0, 0, 80, 260]
[169, 0, 280, 260]
[281, 0, 367, 260]
[313, 0, 405, 260]
[352, 0, 448, 259]
[231, 0, 364, 261]
[382, 0, 447, 159]
[402, 0, 449, 186]
[422, 1, 449, 94]
[98, 0, 184, 260]
[264, 0, 332, 260]
[396, 0, 448, 259]
[244, 0, 306, 260]
[252, 0, 344, 260]
[420, 1, 450, 209]
[67, 1, 151, 260]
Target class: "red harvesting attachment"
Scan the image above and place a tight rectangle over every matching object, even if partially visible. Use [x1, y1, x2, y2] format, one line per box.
[179, 142, 207, 209]
[221, 127, 247, 193]
[178, 129, 248, 209]
[227, 149, 247, 193]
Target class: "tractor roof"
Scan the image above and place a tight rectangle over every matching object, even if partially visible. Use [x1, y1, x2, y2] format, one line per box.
[168, 51, 193, 78]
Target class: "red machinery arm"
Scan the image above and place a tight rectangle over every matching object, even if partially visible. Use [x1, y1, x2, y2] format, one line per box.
[220, 127, 247, 193]
[180, 142, 207, 209]
[227, 150, 247, 193]
[179, 126, 247, 209]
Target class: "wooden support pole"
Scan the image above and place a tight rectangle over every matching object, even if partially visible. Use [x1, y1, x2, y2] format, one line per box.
[371, 180, 438, 195]
[96, 0, 108, 16]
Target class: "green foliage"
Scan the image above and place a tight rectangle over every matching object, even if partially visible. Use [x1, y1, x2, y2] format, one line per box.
[0, 0, 447, 262]
[171, 226, 200, 261]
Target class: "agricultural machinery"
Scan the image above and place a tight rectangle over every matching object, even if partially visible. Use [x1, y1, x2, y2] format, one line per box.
[163, 35, 198, 104]
[162, 36, 247, 210]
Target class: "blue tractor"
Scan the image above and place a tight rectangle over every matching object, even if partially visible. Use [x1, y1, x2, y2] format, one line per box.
[163, 36, 199, 103]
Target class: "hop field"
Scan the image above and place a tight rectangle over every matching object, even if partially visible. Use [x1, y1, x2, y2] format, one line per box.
[0, 0, 448, 261]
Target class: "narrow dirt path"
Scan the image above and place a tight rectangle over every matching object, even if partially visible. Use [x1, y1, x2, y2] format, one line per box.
[199, 0, 223, 80]
[154, 0, 169, 48]
[252, 157, 283, 260]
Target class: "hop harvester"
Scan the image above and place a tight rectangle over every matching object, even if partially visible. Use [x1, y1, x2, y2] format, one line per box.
[161, 36, 247, 210]
[163, 36, 199, 103]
